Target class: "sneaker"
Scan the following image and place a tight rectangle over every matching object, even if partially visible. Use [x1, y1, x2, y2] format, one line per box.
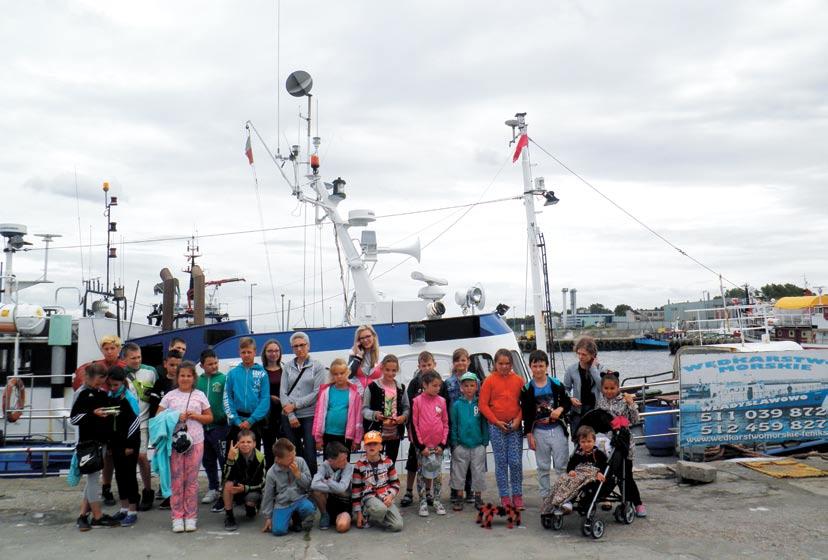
[90, 514, 120, 528]
[552, 507, 564, 516]
[138, 489, 155, 511]
[102, 486, 116, 507]
[111, 510, 128, 522]
[636, 504, 647, 518]
[121, 513, 138, 527]
[500, 496, 513, 508]
[184, 518, 197, 532]
[513, 495, 525, 511]
[172, 518, 185, 533]
[224, 514, 238, 532]
[465, 494, 476, 504]
[426, 495, 434, 507]
[434, 500, 447, 515]
[202, 489, 219, 504]
[562, 502, 573, 514]
[319, 512, 331, 530]
[211, 498, 225, 513]
[245, 504, 257, 519]
[400, 491, 414, 507]
[300, 514, 315, 532]
[76, 514, 91, 532]
[418, 500, 429, 517]
[451, 498, 463, 511]
[159, 497, 171, 510]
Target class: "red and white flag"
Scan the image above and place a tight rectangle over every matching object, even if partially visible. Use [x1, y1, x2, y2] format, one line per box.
[245, 135, 254, 165]
[512, 133, 529, 163]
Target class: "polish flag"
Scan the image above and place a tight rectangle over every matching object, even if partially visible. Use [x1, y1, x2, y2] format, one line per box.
[245, 135, 254, 165]
[512, 133, 529, 163]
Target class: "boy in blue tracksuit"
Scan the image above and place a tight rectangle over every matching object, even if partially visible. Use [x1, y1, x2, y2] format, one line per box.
[223, 337, 270, 450]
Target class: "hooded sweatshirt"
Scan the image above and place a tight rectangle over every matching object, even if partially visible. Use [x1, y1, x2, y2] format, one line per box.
[223, 362, 270, 426]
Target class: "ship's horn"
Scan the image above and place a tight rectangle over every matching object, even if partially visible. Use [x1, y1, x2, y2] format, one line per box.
[378, 238, 421, 262]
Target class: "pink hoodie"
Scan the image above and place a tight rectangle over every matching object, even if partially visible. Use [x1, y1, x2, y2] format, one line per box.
[312, 382, 364, 444]
[411, 393, 449, 449]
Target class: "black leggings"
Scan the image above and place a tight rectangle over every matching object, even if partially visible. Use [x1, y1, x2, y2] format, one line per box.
[383, 438, 401, 465]
[623, 459, 642, 506]
[112, 447, 139, 505]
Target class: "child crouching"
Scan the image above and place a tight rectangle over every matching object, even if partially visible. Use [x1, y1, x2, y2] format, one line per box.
[351, 431, 403, 532]
[261, 438, 317, 536]
[311, 441, 354, 532]
[540, 425, 607, 517]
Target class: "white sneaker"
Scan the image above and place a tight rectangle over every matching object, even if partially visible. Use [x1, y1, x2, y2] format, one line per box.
[418, 500, 429, 517]
[184, 518, 197, 532]
[201, 489, 218, 504]
[434, 500, 446, 515]
[172, 518, 185, 533]
[562, 502, 573, 514]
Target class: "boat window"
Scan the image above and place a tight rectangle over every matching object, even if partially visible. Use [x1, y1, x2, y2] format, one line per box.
[204, 328, 237, 346]
[469, 353, 492, 381]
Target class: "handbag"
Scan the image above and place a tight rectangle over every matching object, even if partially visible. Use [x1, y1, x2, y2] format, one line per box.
[76, 440, 104, 474]
[172, 390, 194, 454]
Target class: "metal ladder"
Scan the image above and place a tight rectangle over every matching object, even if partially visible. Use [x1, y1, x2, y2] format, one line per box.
[537, 232, 556, 373]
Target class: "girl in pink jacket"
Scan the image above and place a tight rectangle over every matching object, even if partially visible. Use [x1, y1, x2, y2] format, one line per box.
[313, 359, 364, 456]
[410, 370, 449, 516]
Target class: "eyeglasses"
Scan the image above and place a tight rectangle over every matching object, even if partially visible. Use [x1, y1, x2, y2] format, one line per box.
[291, 343, 308, 349]
[358, 335, 373, 341]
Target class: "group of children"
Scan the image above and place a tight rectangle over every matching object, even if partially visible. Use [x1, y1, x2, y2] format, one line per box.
[70, 331, 645, 536]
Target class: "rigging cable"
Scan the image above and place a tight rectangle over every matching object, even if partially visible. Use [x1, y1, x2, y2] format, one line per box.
[246, 126, 281, 326]
[529, 138, 741, 288]
[73, 168, 85, 286]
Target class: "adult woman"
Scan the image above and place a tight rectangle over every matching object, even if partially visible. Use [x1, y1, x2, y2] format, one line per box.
[280, 332, 326, 476]
[157, 361, 213, 532]
[261, 339, 284, 469]
[478, 349, 525, 509]
[562, 335, 607, 440]
[347, 325, 383, 396]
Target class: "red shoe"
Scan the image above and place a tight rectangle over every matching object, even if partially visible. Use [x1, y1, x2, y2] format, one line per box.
[500, 496, 513, 508]
[513, 495, 525, 510]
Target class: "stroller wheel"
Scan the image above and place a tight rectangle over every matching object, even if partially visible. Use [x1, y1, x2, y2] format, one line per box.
[591, 519, 605, 539]
[613, 505, 625, 523]
[552, 514, 563, 531]
[541, 514, 552, 530]
[581, 518, 593, 537]
[623, 502, 636, 525]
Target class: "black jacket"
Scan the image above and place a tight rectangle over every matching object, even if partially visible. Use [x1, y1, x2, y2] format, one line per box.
[363, 381, 409, 439]
[566, 447, 607, 473]
[148, 374, 175, 418]
[520, 376, 572, 437]
[109, 393, 141, 451]
[222, 449, 266, 493]
[70, 387, 112, 443]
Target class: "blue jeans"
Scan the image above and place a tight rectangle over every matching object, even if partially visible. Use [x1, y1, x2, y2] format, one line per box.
[271, 497, 316, 536]
[281, 416, 318, 476]
[202, 425, 229, 491]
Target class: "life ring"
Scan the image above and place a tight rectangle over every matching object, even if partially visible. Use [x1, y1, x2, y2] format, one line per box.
[3, 377, 26, 423]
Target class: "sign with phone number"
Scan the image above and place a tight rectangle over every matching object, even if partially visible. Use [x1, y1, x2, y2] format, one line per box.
[679, 350, 828, 447]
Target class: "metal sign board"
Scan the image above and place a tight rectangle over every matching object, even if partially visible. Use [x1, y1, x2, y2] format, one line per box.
[679, 350, 828, 447]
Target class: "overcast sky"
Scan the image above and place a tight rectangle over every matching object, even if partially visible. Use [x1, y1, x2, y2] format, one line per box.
[2, 1, 826, 332]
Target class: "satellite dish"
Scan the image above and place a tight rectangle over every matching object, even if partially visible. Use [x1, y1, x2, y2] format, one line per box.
[286, 70, 313, 97]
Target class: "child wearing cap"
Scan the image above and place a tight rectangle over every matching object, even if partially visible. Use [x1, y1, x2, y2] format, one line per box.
[351, 431, 403, 532]
[409, 370, 449, 517]
[449, 372, 488, 511]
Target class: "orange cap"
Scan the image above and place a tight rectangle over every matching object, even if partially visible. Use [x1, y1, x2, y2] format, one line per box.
[363, 431, 383, 444]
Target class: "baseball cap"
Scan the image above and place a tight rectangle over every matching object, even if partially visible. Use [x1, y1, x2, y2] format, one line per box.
[421, 453, 442, 480]
[460, 372, 478, 383]
[363, 431, 383, 445]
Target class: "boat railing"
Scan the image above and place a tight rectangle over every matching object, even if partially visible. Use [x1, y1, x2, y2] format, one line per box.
[2, 372, 75, 443]
[0, 445, 76, 477]
[620, 372, 680, 444]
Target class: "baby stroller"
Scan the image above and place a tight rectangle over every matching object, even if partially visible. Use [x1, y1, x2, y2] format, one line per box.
[542, 409, 636, 539]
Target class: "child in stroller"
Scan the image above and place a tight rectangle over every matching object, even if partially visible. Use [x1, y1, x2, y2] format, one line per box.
[540, 409, 637, 539]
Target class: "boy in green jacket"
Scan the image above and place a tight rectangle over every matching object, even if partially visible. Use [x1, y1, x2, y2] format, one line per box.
[449, 372, 488, 510]
[196, 348, 228, 511]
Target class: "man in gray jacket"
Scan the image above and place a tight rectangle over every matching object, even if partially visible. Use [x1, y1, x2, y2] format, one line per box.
[261, 438, 316, 535]
[280, 332, 327, 475]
